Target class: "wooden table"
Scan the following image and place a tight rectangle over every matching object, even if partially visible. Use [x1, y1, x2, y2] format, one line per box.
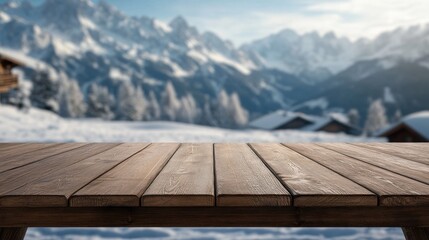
[1, 143, 429, 240]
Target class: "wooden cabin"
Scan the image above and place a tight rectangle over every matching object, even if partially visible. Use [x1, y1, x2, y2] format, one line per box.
[0, 54, 23, 94]
[249, 110, 361, 135]
[307, 117, 361, 135]
[378, 111, 429, 142]
[248, 110, 314, 130]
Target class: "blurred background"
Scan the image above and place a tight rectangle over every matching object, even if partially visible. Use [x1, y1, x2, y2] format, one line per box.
[1, 0, 428, 239]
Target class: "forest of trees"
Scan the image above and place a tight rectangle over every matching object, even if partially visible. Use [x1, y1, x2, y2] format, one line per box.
[5, 70, 398, 134]
[27, 71, 249, 129]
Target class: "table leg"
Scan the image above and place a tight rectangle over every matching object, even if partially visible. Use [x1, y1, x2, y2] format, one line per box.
[402, 227, 429, 240]
[0, 227, 27, 240]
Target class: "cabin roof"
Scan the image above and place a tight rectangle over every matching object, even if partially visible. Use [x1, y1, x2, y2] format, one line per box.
[249, 110, 359, 133]
[0, 53, 25, 67]
[378, 111, 429, 140]
[248, 110, 314, 130]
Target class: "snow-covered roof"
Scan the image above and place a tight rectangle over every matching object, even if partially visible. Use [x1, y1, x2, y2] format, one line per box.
[249, 110, 314, 130]
[250, 110, 360, 135]
[378, 111, 429, 140]
[0, 48, 47, 69]
[303, 113, 351, 132]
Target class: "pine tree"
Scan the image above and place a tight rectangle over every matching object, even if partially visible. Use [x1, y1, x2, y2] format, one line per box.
[347, 108, 360, 127]
[145, 91, 161, 121]
[86, 83, 115, 120]
[213, 90, 248, 128]
[161, 82, 180, 121]
[364, 99, 388, 136]
[393, 109, 402, 123]
[177, 94, 199, 123]
[229, 92, 248, 128]
[30, 70, 60, 112]
[215, 90, 230, 127]
[116, 81, 146, 121]
[60, 79, 86, 118]
[200, 95, 216, 126]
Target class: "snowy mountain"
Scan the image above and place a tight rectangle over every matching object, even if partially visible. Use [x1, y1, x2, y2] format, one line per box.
[0, 0, 314, 123]
[1, 0, 429, 127]
[243, 24, 429, 83]
[293, 61, 429, 126]
[241, 30, 360, 83]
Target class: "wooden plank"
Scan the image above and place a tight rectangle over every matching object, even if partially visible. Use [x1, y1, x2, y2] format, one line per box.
[70, 143, 180, 207]
[215, 143, 290, 206]
[320, 143, 429, 185]
[250, 143, 376, 206]
[352, 143, 429, 165]
[0, 227, 27, 240]
[0, 143, 54, 160]
[0, 143, 118, 204]
[0, 143, 27, 151]
[402, 227, 429, 240]
[142, 143, 214, 206]
[1, 207, 429, 227]
[285, 143, 429, 206]
[0, 143, 84, 173]
[379, 143, 429, 156]
[0, 143, 149, 207]
[388, 143, 429, 154]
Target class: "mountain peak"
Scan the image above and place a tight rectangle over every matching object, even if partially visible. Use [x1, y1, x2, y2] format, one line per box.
[323, 31, 337, 40]
[169, 16, 188, 29]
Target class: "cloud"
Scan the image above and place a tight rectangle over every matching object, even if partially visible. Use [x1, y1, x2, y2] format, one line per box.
[185, 0, 429, 45]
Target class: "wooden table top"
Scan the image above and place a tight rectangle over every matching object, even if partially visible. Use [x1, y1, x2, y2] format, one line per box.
[1, 142, 429, 208]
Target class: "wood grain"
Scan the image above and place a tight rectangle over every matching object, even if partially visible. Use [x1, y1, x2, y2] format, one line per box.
[352, 143, 429, 165]
[320, 143, 429, 185]
[1, 207, 429, 227]
[0, 143, 116, 198]
[0, 227, 27, 240]
[0, 143, 28, 151]
[250, 143, 376, 206]
[0, 143, 84, 173]
[142, 143, 214, 206]
[215, 143, 290, 206]
[70, 143, 180, 207]
[1, 143, 149, 207]
[402, 227, 429, 240]
[387, 143, 429, 154]
[286, 143, 429, 206]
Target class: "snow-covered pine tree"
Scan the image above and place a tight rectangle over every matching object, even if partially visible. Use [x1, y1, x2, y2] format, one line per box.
[229, 92, 248, 128]
[60, 79, 86, 118]
[161, 82, 181, 121]
[364, 99, 388, 136]
[145, 91, 161, 121]
[200, 95, 216, 126]
[393, 109, 402, 123]
[116, 81, 146, 121]
[213, 90, 248, 128]
[86, 83, 115, 120]
[347, 108, 360, 127]
[177, 94, 199, 123]
[30, 70, 60, 112]
[214, 90, 230, 127]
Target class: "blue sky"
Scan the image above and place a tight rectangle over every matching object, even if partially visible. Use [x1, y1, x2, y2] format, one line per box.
[2, 0, 429, 44]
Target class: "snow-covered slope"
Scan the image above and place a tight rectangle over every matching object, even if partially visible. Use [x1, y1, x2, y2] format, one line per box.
[0, 105, 378, 142]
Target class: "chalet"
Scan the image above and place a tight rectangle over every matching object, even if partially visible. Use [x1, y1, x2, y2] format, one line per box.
[249, 110, 361, 135]
[249, 110, 314, 130]
[0, 53, 23, 95]
[377, 111, 429, 142]
[303, 114, 361, 135]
